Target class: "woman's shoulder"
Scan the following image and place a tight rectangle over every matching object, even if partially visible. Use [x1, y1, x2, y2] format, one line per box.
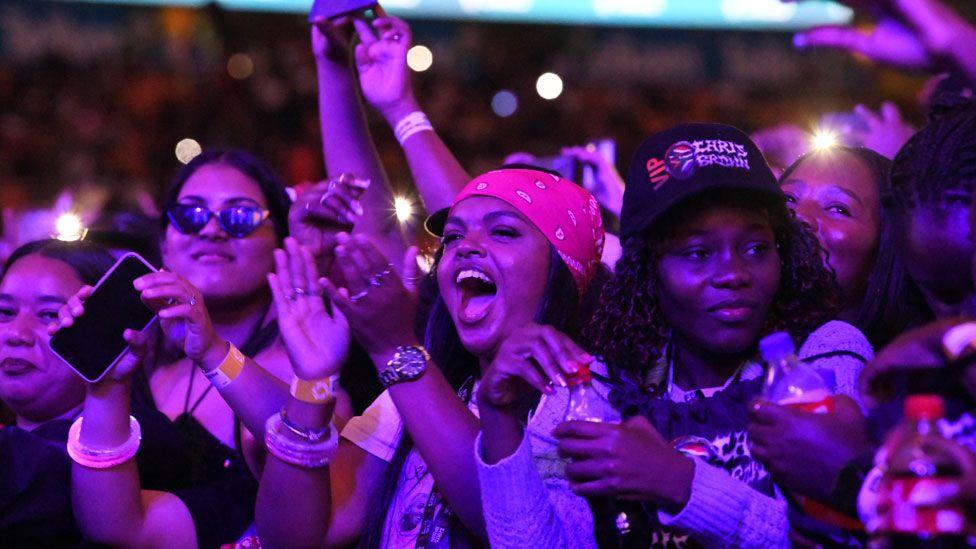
[799, 320, 874, 363]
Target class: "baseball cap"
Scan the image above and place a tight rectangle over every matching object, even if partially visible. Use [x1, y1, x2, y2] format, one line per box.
[620, 123, 784, 240]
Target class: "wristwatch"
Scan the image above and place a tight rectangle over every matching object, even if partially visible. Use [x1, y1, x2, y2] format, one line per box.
[379, 345, 431, 388]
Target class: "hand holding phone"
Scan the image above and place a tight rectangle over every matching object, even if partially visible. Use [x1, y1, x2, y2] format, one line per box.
[310, 0, 378, 24]
[49, 253, 158, 383]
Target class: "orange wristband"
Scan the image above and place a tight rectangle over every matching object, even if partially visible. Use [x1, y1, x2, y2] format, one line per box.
[290, 375, 337, 404]
[202, 343, 245, 390]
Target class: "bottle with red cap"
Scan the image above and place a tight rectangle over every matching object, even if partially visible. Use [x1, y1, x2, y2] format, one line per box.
[760, 331, 835, 414]
[563, 362, 620, 424]
[870, 394, 971, 548]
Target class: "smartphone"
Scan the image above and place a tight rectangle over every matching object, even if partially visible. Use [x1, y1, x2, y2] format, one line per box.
[49, 253, 157, 383]
[309, 0, 378, 24]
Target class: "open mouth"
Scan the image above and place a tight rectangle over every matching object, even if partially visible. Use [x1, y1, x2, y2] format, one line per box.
[456, 268, 498, 324]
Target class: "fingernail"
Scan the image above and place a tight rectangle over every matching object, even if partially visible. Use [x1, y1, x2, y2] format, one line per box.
[133, 279, 145, 290]
[555, 374, 567, 388]
[336, 245, 346, 255]
[565, 360, 579, 373]
[352, 201, 364, 216]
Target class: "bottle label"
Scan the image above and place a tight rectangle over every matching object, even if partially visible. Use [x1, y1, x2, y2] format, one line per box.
[877, 477, 966, 535]
[781, 394, 835, 414]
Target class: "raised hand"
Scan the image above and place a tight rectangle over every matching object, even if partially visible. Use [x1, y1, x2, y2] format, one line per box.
[792, 0, 976, 78]
[320, 233, 420, 357]
[132, 271, 225, 367]
[561, 145, 625, 218]
[843, 102, 916, 159]
[353, 15, 418, 120]
[478, 324, 591, 411]
[289, 173, 370, 271]
[51, 286, 152, 383]
[311, 16, 356, 64]
[268, 237, 350, 381]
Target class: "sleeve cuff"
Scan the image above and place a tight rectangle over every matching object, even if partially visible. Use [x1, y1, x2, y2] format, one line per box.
[658, 459, 747, 533]
[475, 430, 536, 493]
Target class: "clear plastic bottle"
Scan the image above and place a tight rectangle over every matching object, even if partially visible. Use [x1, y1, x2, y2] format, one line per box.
[760, 331, 835, 414]
[870, 394, 970, 548]
[563, 362, 619, 424]
[562, 362, 636, 546]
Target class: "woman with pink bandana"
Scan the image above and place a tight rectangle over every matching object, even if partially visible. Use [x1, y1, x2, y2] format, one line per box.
[255, 167, 606, 548]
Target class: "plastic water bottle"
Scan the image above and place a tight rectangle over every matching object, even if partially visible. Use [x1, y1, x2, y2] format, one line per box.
[870, 395, 971, 548]
[563, 362, 619, 424]
[760, 331, 835, 413]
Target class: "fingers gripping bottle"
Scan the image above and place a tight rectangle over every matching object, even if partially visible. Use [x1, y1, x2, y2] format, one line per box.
[870, 395, 971, 548]
[760, 331, 835, 414]
[564, 363, 645, 547]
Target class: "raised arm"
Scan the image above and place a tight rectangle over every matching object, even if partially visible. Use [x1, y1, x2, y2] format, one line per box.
[319, 234, 487, 538]
[794, 0, 976, 85]
[312, 16, 405, 262]
[354, 16, 470, 213]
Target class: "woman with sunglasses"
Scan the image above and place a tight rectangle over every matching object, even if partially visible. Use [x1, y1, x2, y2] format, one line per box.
[61, 144, 400, 547]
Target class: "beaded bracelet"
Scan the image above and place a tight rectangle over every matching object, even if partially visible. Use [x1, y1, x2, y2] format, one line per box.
[265, 412, 338, 468]
[67, 415, 142, 469]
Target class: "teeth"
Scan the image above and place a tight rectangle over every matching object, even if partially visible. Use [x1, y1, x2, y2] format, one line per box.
[456, 269, 494, 285]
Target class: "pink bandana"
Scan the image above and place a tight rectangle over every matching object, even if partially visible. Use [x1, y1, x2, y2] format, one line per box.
[448, 169, 605, 293]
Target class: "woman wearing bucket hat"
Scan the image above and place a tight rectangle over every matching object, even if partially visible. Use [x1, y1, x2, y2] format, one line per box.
[255, 167, 607, 548]
[476, 123, 872, 548]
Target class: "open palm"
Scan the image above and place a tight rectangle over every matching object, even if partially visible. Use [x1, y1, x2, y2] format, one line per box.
[270, 238, 351, 380]
[354, 17, 412, 114]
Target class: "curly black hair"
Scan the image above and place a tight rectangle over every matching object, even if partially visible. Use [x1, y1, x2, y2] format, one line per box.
[586, 190, 842, 375]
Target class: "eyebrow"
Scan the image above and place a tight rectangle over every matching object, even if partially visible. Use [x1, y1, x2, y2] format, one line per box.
[179, 195, 263, 207]
[0, 294, 66, 304]
[784, 179, 864, 207]
[444, 210, 526, 229]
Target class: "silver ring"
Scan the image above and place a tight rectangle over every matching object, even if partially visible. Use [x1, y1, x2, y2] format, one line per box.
[293, 287, 309, 297]
[368, 265, 394, 287]
[349, 289, 369, 303]
[189, 296, 198, 307]
[392, 33, 402, 42]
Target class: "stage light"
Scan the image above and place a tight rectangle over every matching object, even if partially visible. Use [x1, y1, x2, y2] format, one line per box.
[55, 213, 85, 242]
[394, 196, 414, 224]
[536, 72, 563, 100]
[810, 128, 839, 152]
[175, 138, 202, 164]
[407, 45, 433, 72]
[491, 90, 518, 117]
[227, 53, 254, 80]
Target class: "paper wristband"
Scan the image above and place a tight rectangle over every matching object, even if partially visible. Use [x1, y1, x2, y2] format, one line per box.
[290, 375, 338, 404]
[203, 343, 246, 390]
[942, 322, 976, 361]
[394, 112, 433, 145]
[67, 415, 142, 469]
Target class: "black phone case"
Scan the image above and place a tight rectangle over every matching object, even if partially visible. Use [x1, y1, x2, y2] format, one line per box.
[49, 253, 157, 383]
[309, 0, 377, 23]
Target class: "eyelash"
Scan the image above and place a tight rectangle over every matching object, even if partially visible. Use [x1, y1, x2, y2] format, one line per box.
[441, 226, 521, 245]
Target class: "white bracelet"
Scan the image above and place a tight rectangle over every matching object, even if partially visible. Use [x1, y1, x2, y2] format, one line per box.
[393, 111, 433, 145]
[265, 413, 338, 468]
[67, 415, 142, 469]
[943, 322, 976, 361]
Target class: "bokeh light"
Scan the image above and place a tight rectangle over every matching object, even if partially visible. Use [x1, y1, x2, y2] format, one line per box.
[491, 90, 518, 117]
[407, 45, 434, 72]
[394, 196, 414, 224]
[175, 138, 202, 164]
[536, 72, 563, 100]
[227, 53, 254, 80]
[55, 213, 85, 242]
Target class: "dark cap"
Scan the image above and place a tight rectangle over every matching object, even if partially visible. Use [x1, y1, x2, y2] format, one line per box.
[620, 123, 783, 240]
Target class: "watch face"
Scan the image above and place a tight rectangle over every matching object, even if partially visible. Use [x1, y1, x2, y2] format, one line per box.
[395, 347, 428, 379]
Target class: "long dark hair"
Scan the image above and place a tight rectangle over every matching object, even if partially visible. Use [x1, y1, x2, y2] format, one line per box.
[779, 146, 931, 347]
[587, 190, 840, 377]
[359, 246, 584, 548]
[2, 239, 115, 287]
[161, 148, 292, 242]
